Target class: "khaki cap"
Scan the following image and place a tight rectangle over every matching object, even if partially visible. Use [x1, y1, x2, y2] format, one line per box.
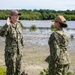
[54, 15, 66, 24]
[10, 10, 21, 16]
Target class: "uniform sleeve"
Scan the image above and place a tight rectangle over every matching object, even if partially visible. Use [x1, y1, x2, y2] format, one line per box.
[48, 33, 55, 45]
[18, 21, 24, 29]
[48, 32, 57, 48]
[21, 36, 24, 46]
[48, 32, 60, 61]
[0, 24, 10, 37]
[18, 21, 24, 46]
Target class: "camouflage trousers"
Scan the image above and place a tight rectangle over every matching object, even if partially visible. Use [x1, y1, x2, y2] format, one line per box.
[5, 49, 22, 75]
[49, 62, 69, 75]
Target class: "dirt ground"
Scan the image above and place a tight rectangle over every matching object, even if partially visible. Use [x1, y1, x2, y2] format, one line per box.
[0, 41, 75, 75]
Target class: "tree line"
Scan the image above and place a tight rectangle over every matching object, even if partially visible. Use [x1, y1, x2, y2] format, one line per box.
[0, 9, 75, 20]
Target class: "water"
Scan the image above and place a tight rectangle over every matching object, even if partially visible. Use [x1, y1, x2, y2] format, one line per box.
[0, 20, 75, 49]
[0, 20, 75, 28]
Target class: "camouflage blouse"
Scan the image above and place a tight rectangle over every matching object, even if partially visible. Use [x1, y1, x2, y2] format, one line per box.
[0, 21, 23, 53]
[48, 28, 70, 65]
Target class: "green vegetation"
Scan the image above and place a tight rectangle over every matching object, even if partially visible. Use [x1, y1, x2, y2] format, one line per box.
[40, 68, 49, 75]
[50, 24, 56, 31]
[67, 72, 75, 75]
[0, 9, 75, 20]
[40, 68, 75, 75]
[0, 66, 6, 75]
[30, 25, 37, 31]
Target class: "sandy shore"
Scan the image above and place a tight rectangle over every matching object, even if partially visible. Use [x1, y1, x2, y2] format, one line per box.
[0, 37, 75, 75]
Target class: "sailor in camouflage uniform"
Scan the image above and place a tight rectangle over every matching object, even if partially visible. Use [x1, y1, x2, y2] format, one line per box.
[48, 15, 70, 75]
[0, 10, 23, 75]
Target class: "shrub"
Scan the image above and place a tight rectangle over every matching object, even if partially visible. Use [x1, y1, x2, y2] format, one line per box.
[0, 66, 6, 75]
[50, 24, 56, 31]
[30, 25, 37, 31]
[67, 72, 75, 75]
[40, 68, 49, 75]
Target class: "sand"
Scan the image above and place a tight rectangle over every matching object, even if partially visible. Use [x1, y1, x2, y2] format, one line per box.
[0, 36, 75, 75]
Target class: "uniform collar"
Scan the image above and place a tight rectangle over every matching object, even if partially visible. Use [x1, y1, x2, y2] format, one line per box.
[11, 21, 19, 28]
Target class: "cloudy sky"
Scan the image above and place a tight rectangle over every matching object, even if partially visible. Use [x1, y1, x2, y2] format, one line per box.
[0, 0, 75, 10]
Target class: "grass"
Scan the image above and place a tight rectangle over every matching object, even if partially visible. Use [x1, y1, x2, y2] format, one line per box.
[0, 66, 6, 75]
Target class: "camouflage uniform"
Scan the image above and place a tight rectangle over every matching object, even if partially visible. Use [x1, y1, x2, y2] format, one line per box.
[48, 28, 70, 75]
[0, 21, 23, 75]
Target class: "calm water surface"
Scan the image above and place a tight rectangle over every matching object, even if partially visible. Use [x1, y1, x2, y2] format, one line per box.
[0, 20, 75, 51]
[0, 20, 75, 28]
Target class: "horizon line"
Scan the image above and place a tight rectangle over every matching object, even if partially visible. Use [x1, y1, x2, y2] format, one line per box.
[0, 8, 75, 11]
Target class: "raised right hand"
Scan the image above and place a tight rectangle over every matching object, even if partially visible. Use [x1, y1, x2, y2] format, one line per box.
[6, 17, 11, 25]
